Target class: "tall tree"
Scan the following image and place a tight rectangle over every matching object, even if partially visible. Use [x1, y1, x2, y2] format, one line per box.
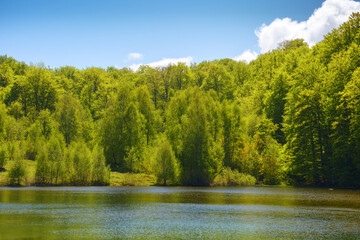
[180, 89, 214, 186]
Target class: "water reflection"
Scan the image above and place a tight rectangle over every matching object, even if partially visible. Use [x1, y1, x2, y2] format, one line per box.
[0, 187, 359, 239]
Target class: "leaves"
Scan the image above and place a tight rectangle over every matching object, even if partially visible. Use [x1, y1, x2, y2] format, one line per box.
[2, 13, 360, 187]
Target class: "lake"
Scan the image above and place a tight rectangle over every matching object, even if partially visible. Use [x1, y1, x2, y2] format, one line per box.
[0, 186, 359, 239]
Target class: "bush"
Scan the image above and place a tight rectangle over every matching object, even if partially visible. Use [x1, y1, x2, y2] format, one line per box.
[213, 167, 256, 186]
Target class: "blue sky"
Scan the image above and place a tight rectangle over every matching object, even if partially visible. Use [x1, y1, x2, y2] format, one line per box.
[0, 0, 358, 69]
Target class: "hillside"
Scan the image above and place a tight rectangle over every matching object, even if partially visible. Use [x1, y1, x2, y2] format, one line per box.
[0, 13, 359, 187]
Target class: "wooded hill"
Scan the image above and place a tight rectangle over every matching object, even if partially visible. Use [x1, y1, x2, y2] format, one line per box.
[0, 13, 359, 187]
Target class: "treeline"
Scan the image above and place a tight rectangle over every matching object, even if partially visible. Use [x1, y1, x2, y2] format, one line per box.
[0, 13, 360, 187]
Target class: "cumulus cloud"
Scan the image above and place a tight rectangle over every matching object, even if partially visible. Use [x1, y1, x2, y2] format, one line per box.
[255, 0, 360, 53]
[128, 52, 143, 60]
[129, 56, 193, 72]
[128, 63, 142, 71]
[233, 50, 258, 63]
[131, 0, 359, 69]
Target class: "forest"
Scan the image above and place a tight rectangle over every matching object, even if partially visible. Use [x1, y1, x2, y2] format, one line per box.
[0, 13, 359, 187]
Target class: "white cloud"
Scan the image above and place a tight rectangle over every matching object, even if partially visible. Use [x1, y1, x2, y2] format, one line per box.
[128, 56, 193, 71]
[255, 0, 360, 53]
[128, 63, 142, 71]
[233, 50, 258, 63]
[128, 52, 143, 60]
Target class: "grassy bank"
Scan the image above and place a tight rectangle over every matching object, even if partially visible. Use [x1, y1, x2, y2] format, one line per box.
[0, 160, 156, 187]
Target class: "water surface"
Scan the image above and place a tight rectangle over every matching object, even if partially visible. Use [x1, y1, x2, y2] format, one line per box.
[0, 186, 359, 239]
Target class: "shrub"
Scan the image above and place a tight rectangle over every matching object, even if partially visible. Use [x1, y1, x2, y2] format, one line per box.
[213, 167, 256, 186]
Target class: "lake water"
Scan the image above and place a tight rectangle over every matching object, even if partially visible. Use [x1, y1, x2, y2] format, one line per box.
[0, 186, 359, 239]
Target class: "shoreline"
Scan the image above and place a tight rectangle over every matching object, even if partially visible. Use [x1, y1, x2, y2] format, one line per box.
[2, 161, 359, 189]
[0, 184, 358, 190]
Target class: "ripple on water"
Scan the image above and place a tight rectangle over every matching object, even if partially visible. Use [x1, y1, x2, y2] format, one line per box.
[0, 186, 359, 239]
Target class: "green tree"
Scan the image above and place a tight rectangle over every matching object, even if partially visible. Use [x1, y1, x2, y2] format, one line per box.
[180, 89, 214, 186]
[284, 60, 329, 185]
[0, 144, 8, 170]
[154, 139, 178, 185]
[332, 68, 360, 186]
[201, 62, 234, 100]
[47, 135, 65, 184]
[91, 144, 110, 185]
[35, 142, 51, 185]
[136, 86, 156, 145]
[4, 67, 57, 116]
[222, 100, 242, 168]
[8, 143, 26, 185]
[265, 72, 289, 143]
[55, 94, 92, 146]
[0, 63, 14, 87]
[100, 86, 144, 170]
[67, 141, 92, 185]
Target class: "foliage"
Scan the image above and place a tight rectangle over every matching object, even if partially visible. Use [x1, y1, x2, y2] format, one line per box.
[1, 14, 360, 187]
[0, 144, 8, 169]
[35, 135, 65, 185]
[8, 159, 26, 185]
[110, 172, 156, 187]
[92, 144, 110, 185]
[8, 143, 26, 185]
[213, 167, 256, 186]
[154, 139, 178, 185]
